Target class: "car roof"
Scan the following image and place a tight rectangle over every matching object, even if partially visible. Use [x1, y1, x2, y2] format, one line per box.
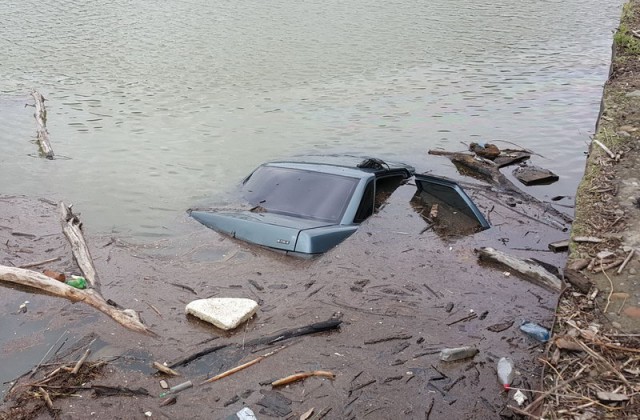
[263, 158, 414, 180]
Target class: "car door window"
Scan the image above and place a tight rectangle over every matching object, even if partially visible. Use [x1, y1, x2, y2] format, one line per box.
[354, 181, 375, 223]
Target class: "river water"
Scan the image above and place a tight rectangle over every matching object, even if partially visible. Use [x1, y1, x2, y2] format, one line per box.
[0, 0, 623, 239]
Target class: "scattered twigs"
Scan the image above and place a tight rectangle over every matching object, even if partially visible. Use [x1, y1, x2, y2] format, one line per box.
[30, 90, 54, 159]
[596, 259, 623, 273]
[423, 283, 441, 299]
[168, 344, 228, 369]
[271, 370, 335, 387]
[201, 345, 287, 385]
[38, 386, 54, 410]
[602, 261, 615, 313]
[522, 376, 580, 416]
[29, 330, 68, 378]
[59, 202, 100, 291]
[18, 257, 62, 269]
[592, 139, 616, 159]
[475, 247, 563, 291]
[542, 290, 639, 417]
[576, 340, 629, 386]
[153, 362, 181, 376]
[71, 349, 91, 374]
[617, 249, 635, 275]
[446, 312, 477, 326]
[364, 333, 412, 345]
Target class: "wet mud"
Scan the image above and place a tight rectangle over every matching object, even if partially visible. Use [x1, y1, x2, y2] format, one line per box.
[0, 182, 571, 419]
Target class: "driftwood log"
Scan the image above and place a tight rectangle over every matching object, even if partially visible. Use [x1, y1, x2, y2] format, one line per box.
[0, 265, 151, 334]
[476, 247, 564, 292]
[31, 90, 54, 159]
[0, 201, 151, 334]
[59, 202, 101, 292]
[428, 150, 572, 225]
[169, 318, 342, 368]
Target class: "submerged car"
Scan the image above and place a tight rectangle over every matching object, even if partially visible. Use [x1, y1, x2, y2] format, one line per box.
[190, 158, 415, 254]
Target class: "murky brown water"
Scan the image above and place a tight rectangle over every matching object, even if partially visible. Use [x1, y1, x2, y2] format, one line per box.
[0, 0, 627, 417]
[1, 185, 569, 418]
[0, 0, 624, 238]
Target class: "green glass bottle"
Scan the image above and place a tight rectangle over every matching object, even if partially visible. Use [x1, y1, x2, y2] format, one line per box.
[65, 276, 87, 289]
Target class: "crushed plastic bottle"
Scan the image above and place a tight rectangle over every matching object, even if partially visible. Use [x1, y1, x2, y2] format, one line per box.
[65, 275, 87, 289]
[519, 321, 550, 342]
[497, 357, 515, 390]
[439, 346, 478, 362]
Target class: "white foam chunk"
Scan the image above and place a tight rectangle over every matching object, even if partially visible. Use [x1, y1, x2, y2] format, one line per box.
[185, 298, 258, 330]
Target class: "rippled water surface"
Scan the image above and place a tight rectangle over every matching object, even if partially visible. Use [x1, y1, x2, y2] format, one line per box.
[0, 0, 623, 237]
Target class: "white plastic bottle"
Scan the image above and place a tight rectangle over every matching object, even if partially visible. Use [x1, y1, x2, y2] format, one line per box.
[497, 357, 515, 390]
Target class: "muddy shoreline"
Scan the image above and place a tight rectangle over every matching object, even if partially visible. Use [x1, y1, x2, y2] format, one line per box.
[539, 1, 640, 418]
[1, 167, 574, 420]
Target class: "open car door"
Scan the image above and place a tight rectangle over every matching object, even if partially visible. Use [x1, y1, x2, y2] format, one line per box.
[414, 174, 490, 233]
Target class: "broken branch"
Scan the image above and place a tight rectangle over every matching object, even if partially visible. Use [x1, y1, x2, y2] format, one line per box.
[201, 345, 287, 385]
[617, 249, 635, 275]
[271, 370, 335, 387]
[592, 139, 616, 159]
[153, 362, 181, 376]
[31, 90, 54, 159]
[59, 202, 100, 291]
[476, 247, 564, 291]
[0, 265, 152, 334]
[71, 349, 90, 374]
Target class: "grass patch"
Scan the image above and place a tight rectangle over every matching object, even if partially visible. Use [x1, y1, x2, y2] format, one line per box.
[614, 23, 640, 55]
[614, 2, 640, 55]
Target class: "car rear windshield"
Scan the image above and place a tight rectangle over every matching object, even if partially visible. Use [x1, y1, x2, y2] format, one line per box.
[243, 166, 359, 223]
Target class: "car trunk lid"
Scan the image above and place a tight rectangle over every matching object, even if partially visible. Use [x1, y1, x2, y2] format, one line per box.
[190, 210, 333, 251]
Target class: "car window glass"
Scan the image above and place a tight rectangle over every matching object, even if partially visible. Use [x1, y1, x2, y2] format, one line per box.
[354, 181, 374, 223]
[243, 166, 359, 223]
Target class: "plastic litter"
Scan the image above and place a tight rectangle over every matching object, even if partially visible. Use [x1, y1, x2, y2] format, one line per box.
[513, 389, 527, 406]
[65, 275, 87, 289]
[158, 380, 193, 398]
[439, 346, 478, 362]
[519, 321, 550, 342]
[234, 407, 258, 420]
[497, 357, 515, 390]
